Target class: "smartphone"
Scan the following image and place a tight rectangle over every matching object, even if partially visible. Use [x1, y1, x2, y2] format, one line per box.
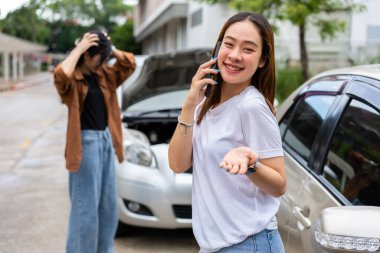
[205, 41, 222, 97]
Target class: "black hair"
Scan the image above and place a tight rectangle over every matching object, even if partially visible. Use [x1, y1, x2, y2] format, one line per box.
[77, 31, 112, 67]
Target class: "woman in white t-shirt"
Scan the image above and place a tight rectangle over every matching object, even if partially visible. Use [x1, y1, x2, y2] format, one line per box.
[168, 12, 286, 253]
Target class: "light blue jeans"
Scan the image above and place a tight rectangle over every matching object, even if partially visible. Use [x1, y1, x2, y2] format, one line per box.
[66, 128, 118, 253]
[211, 229, 285, 253]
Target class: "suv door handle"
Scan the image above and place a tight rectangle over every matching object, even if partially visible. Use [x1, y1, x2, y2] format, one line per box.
[293, 206, 311, 229]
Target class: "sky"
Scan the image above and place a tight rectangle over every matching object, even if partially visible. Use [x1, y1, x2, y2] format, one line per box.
[0, 0, 29, 19]
[0, 0, 138, 19]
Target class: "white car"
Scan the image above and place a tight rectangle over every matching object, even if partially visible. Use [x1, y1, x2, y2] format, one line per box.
[276, 64, 380, 252]
[115, 49, 211, 233]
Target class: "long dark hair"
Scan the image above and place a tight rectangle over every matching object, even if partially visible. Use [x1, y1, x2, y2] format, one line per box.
[197, 12, 276, 124]
[76, 31, 112, 67]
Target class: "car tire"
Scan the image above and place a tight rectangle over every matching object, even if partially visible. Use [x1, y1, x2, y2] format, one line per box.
[115, 221, 135, 237]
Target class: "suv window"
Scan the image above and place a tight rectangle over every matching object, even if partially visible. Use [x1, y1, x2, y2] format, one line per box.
[280, 95, 336, 161]
[323, 99, 380, 206]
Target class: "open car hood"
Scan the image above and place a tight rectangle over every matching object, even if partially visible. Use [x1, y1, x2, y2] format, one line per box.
[121, 48, 212, 111]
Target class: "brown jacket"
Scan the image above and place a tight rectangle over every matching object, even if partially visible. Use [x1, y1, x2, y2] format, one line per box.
[54, 52, 136, 172]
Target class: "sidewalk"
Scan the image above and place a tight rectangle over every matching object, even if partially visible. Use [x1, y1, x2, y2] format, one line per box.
[0, 72, 52, 92]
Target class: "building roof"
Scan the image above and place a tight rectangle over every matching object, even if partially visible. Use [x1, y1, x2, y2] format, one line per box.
[0, 32, 46, 53]
[134, 1, 188, 42]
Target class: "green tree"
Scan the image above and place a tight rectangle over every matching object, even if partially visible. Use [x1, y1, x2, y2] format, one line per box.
[31, 0, 137, 52]
[1, 0, 139, 54]
[0, 5, 51, 44]
[29, 0, 133, 32]
[48, 20, 89, 53]
[200, 0, 364, 81]
[110, 19, 141, 55]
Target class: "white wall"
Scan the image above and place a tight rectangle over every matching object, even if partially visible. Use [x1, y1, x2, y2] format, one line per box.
[350, 0, 380, 62]
[275, 21, 300, 62]
[186, 2, 235, 49]
[141, 17, 187, 54]
[351, 0, 380, 46]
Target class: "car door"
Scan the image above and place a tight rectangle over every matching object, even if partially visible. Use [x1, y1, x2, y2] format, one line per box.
[277, 76, 351, 253]
[278, 76, 380, 253]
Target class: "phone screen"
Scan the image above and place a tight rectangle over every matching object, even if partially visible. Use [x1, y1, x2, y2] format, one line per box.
[205, 41, 222, 97]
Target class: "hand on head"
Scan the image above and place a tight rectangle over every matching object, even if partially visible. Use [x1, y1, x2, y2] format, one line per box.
[76, 32, 100, 54]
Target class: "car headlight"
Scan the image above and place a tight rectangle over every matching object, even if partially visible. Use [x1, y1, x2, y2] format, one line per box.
[123, 128, 150, 146]
[124, 142, 156, 167]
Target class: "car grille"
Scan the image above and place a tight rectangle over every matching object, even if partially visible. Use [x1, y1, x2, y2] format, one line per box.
[172, 205, 192, 219]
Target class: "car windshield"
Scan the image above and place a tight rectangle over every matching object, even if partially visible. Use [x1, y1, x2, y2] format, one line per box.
[126, 90, 189, 112]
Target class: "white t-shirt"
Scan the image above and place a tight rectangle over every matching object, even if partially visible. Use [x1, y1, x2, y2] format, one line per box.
[192, 86, 284, 253]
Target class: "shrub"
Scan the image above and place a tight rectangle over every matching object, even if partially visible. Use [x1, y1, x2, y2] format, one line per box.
[276, 67, 303, 104]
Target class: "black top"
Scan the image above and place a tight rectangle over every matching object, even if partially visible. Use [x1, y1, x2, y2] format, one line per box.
[80, 74, 108, 130]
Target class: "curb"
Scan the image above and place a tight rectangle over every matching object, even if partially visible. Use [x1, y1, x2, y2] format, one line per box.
[0, 72, 52, 92]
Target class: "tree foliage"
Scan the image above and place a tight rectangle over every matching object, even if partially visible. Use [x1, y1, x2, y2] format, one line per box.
[48, 20, 89, 53]
[0, 6, 51, 44]
[200, 0, 364, 81]
[28, 0, 132, 31]
[110, 20, 142, 55]
[0, 0, 138, 54]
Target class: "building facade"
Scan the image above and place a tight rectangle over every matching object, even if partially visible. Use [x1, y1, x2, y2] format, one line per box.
[134, 0, 235, 54]
[350, 0, 380, 64]
[134, 0, 380, 70]
[134, 0, 188, 54]
[0, 32, 46, 83]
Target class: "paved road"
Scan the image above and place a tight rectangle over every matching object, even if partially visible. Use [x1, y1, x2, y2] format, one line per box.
[0, 77, 198, 253]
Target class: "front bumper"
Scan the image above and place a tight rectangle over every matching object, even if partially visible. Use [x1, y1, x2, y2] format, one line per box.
[115, 144, 192, 229]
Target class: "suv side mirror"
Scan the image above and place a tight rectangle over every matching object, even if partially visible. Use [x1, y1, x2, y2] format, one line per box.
[315, 206, 380, 252]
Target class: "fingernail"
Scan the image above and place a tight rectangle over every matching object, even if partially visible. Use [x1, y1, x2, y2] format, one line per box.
[212, 57, 218, 60]
[214, 81, 218, 85]
[215, 69, 220, 73]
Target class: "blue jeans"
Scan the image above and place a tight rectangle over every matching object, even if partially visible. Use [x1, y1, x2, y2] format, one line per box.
[211, 229, 285, 253]
[66, 128, 118, 253]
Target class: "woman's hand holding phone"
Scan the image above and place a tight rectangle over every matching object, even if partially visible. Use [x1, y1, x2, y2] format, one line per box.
[182, 58, 219, 109]
[182, 42, 222, 110]
[205, 41, 222, 97]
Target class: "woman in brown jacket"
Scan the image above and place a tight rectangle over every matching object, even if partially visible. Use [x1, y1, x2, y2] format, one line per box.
[54, 31, 135, 253]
